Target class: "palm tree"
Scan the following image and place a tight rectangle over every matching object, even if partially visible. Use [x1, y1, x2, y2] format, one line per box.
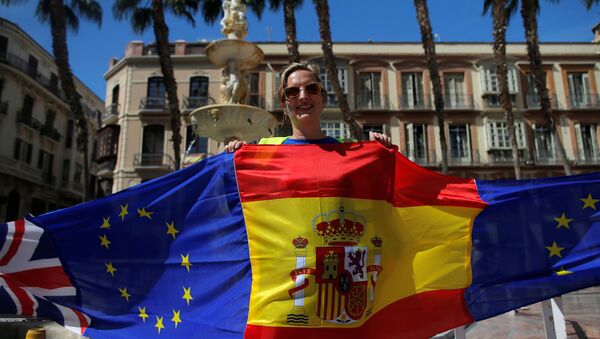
[483, 0, 522, 179]
[1, 0, 102, 201]
[113, 0, 203, 171]
[313, 0, 362, 140]
[268, 0, 302, 63]
[413, 0, 448, 174]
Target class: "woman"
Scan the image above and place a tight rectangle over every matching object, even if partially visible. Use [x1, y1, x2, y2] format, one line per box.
[225, 63, 392, 151]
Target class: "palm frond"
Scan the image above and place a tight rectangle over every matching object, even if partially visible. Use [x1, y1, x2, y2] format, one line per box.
[70, 0, 102, 27]
[112, 0, 143, 20]
[201, 0, 222, 25]
[34, 0, 50, 25]
[245, 0, 265, 19]
[64, 5, 80, 31]
[130, 7, 153, 34]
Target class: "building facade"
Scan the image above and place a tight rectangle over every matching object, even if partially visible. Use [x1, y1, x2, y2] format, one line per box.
[102, 34, 600, 193]
[0, 18, 103, 222]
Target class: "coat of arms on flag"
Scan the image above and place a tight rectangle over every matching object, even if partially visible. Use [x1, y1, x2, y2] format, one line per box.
[287, 205, 383, 325]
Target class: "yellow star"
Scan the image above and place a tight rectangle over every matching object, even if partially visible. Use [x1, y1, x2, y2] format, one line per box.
[119, 204, 128, 221]
[555, 267, 573, 276]
[99, 235, 111, 249]
[182, 286, 193, 305]
[138, 306, 149, 322]
[180, 254, 192, 272]
[553, 213, 573, 229]
[138, 208, 154, 219]
[119, 287, 131, 302]
[166, 222, 179, 240]
[171, 309, 182, 328]
[100, 216, 111, 229]
[546, 242, 565, 258]
[581, 193, 599, 210]
[155, 316, 165, 334]
[105, 261, 117, 277]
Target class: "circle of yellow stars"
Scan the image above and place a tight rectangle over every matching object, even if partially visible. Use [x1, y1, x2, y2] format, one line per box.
[544, 192, 598, 276]
[96, 202, 195, 334]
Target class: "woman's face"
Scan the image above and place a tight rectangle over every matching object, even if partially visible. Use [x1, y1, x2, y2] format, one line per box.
[283, 69, 324, 130]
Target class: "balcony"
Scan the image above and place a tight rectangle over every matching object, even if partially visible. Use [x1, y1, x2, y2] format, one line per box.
[41, 125, 61, 142]
[403, 149, 438, 166]
[1, 52, 65, 100]
[525, 93, 558, 109]
[482, 94, 518, 110]
[96, 157, 116, 178]
[566, 94, 600, 109]
[444, 93, 474, 110]
[0, 101, 7, 116]
[134, 153, 174, 171]
[16, 110, 43, 131]
[82, 103, 100, 122]
[246, 95, 267, 109]
[139, 97, 167, 112]
[448, 149, 481, 165]
[399, 94, 432, 110]
[486, 149, 528, 165]
[355, 95, 389, 110]
[102, 103, 119, 123]
[182, 96, 214, 111]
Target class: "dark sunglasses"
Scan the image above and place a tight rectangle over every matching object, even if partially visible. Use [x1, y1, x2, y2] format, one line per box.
[283, 82, 322, 99]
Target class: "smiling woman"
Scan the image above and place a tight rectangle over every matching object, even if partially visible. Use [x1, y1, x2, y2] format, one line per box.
[225, 63, 393, 151]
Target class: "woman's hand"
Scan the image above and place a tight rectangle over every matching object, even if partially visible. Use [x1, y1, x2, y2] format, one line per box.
[224, 140, 247, 153]
[369, 131, 393, 148]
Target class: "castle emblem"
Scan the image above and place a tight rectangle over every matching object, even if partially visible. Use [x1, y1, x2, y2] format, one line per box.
[287, 204, 383, 325]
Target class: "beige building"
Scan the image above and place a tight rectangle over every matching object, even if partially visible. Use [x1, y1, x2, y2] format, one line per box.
[101, 31, 600, 193]
[0, 18, 103, 221]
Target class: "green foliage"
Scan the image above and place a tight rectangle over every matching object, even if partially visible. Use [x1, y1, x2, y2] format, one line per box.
[2, 0, 102, 32]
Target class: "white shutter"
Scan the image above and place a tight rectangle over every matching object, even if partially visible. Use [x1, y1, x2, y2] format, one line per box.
[406, 123, 414, 160]
[575, 123, 584, 160]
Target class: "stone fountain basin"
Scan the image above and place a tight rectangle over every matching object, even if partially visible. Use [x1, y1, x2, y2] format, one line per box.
[190, 103, 276, 142]
[206, 39, 264, 71]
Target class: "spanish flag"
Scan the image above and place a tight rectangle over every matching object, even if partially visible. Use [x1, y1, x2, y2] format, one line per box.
[1, 142, 599, 338]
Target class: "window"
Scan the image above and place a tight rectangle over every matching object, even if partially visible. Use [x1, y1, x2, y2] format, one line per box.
[13, 138, 33, 164]
[27, 55, 38, 77]
[0, 35, 7, 59]
[45, 109, 56, 129]
[485, 121, 525, 149]
[38, 150, 54, 183]
[406, 123, 427, 163]
[449, 124, 471, 161]
[74, 163, 83, 184]
[65, 120, 74, 149]
[141, 125, 165, 165]
[146, 77, 165, 108]
[21, 94, 34, 122]
[533, 125, 554, 161]
[401, 72, 425, 108]
[185, 125, 208, 154]
[443, 73, 466, 108]
[481, 67, 518, 94]
[50, 73, 59, 93]
[567, 72, 591, 107]
[246, 73, 260, 107]
[319, 66, 348, 107]
[357, 72, 381, 109]
[96, 126, 119, 160]
[575, 124, 599, 161]
[62, 159, 70, 182]
[321, 120, 350, 139]
[190, 76, 209, 98]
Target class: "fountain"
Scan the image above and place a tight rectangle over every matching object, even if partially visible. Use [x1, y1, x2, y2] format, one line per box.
[190, 0, 276, 146]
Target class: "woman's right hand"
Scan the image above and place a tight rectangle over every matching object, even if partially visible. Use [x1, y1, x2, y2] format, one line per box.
[224, 140, 247, 153]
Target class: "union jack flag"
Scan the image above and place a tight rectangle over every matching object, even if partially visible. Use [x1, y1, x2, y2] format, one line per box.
[0, 219, 90, 335]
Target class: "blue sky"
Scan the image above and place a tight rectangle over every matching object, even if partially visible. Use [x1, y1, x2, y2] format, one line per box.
[2, 1, 599, 100]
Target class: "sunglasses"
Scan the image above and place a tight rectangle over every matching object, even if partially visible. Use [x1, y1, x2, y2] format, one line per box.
[283, 82, 323, 99]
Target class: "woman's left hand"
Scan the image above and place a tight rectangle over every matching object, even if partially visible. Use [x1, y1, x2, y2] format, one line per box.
[369, 131, 393, 148]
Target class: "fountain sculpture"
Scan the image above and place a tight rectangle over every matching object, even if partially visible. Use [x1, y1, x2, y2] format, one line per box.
[190, 0, 276, 144]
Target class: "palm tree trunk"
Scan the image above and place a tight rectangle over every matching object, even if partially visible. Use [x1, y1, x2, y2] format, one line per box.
[521, 0, 572, 175]
[48, 0, 91, 201]
[313, 0, 362, 140]
[413, 0, 448, 174]
[493, 0, 521, 179]
[284, 0, 300, 63]
[151, 0, 182, 170]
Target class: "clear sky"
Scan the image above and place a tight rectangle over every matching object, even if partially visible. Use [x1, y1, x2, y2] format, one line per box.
[2, 1, 599, 100]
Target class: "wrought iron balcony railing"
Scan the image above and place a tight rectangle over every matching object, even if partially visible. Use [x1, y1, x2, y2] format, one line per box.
[133, 153, 174, 169]
[41, 125, 61, 142]
[355, 94, 389, 110]
[566, 94, 600, 109]
[182, 96, 215, 110]
[103, 103, 119, 121]
[525, 93, 558, 109]
[16, 109, 43, 131]
[444, 93, 474, 110]
[398, 94, 432, 110]
[139, 97, 167, 110]
[2, 52, 65, 100]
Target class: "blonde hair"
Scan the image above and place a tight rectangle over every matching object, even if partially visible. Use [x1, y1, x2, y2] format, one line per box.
[277, 63, 326, 106]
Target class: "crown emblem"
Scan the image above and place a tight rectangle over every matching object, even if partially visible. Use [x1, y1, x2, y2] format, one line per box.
[312, 204, 366, 246]
[292, 236, 308, 248]
[370, 236, 383, 248]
